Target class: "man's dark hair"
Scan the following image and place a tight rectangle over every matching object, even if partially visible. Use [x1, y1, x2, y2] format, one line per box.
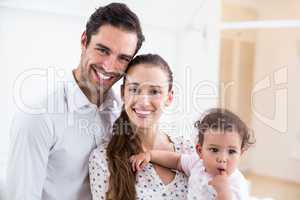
[85, 3, 145, 55]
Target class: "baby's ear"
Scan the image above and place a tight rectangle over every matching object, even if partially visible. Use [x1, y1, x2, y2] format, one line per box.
[195, 144, 202, 155]
[241, 148, 246, 155]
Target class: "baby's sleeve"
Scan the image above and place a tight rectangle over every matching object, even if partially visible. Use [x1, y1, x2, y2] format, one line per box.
[230, 170, 250, 200]
[180, 153, 199, 177]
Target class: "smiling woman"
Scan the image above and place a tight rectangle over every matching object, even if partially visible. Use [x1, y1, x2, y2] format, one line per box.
[88, 54, 194, 200]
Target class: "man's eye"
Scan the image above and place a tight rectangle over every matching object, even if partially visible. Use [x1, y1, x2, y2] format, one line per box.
[120, 56, 131, 63]
[209, 148, 218, 153]
[229, 149, 237, 154]
[96, 48, 109, 55]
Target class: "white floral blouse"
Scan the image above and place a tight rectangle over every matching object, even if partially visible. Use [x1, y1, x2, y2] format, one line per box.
[89, 136, 195, 200]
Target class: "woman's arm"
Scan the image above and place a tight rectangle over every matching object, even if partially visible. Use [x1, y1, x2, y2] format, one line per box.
[129, 150, 183, 172]
[89, 147, 110, 200]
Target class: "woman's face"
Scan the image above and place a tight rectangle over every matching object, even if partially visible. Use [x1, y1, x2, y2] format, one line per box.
[122, 64, 173, 129]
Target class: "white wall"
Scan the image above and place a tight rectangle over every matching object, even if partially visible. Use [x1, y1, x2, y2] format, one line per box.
[0, 0, 221, 194]
[0, 7, 85, 195]
[248, 1, 300, 183]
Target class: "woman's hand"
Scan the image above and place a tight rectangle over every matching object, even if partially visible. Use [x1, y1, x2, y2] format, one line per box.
[129, 151, 151, 172]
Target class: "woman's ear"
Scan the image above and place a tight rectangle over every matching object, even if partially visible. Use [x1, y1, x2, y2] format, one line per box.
[165, 90, 174, 106]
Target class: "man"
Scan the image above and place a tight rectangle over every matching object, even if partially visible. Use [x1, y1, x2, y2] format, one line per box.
[7, 3, 144, 200]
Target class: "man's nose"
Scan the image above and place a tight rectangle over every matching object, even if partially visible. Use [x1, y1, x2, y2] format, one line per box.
[102, 55, 118, 72]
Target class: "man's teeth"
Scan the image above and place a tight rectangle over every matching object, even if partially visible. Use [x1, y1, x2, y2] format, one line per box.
[134, 109, 151, 115]
[97, 71, 111, 80]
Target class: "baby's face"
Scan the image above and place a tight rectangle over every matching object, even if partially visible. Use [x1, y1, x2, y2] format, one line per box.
[196, 130, 243, 177]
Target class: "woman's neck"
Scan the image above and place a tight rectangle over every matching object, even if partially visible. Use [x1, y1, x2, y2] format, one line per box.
[136, 126, 160, 151]
[136, 126, 172, 152]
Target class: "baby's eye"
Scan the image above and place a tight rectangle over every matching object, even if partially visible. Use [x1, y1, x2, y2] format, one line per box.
[228, 149, 237, 154]
[209, 148, 219, 153]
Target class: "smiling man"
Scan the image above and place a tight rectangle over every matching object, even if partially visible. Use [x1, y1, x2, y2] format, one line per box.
[7, 3, 144, 200]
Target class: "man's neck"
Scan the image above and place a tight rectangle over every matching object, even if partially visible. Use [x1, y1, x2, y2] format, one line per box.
[72, 69, 106, 107]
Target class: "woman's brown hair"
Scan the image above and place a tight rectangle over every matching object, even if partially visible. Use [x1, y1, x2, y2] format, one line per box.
[106, 54, 173, 200]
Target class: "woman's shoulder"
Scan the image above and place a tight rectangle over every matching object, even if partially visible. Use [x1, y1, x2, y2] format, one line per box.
[168, 134, 196, 154]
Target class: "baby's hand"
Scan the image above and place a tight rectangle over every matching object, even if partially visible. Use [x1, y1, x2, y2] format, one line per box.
[129, 151, 151, 172]
[208, 171, 232, 200]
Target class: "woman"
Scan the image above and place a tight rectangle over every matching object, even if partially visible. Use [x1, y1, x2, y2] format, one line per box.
[89, 54, 194, 200]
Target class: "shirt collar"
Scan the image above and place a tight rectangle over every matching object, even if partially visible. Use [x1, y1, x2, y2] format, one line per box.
[64, 71, 121, 112]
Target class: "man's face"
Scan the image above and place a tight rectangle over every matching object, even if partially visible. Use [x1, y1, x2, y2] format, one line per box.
[78, 24, 138, 94]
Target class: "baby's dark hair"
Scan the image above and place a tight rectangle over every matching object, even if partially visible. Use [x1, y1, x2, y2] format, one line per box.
[194, 108, 255, 151]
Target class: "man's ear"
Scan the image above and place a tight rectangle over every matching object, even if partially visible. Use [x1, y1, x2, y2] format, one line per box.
[81, 31, 87, 50]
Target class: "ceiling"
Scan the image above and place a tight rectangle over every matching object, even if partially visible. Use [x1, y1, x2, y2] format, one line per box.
[0, 0, 208, 30]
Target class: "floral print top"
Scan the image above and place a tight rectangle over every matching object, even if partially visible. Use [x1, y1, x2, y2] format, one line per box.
[89, 135, 195, 200]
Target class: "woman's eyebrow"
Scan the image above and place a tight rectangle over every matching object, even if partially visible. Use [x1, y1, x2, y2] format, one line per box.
[126, 82, 139, 86]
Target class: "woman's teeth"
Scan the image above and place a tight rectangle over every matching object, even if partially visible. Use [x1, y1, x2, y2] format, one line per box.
[134, 109, 151, 115]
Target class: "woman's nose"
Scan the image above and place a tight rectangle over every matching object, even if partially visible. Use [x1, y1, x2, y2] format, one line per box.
[137, 94, 151, 105]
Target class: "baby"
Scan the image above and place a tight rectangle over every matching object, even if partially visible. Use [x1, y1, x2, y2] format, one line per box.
[130, 108, 255, 200]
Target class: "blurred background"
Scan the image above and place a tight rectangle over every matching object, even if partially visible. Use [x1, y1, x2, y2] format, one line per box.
[0, 0, 299, 199]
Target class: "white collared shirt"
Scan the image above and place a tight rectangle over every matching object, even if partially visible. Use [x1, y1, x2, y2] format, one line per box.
[7, 71, 122, 200]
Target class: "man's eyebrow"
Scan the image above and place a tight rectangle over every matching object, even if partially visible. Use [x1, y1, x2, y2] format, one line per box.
[95, 43, 110, 51]
[95, 43, 133, 59]
[120, 54, 134, 60]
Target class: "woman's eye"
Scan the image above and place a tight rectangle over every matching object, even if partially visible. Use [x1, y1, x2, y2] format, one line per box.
[209, 148, 218, 153]
[149, 89, 161, 95]
[128, 88, 138, 94]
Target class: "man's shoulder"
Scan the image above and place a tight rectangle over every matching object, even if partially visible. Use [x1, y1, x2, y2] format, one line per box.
[11, 73, 74, 130]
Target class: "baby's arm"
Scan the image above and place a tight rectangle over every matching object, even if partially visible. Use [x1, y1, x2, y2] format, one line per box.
[129, 150, 182, 172]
